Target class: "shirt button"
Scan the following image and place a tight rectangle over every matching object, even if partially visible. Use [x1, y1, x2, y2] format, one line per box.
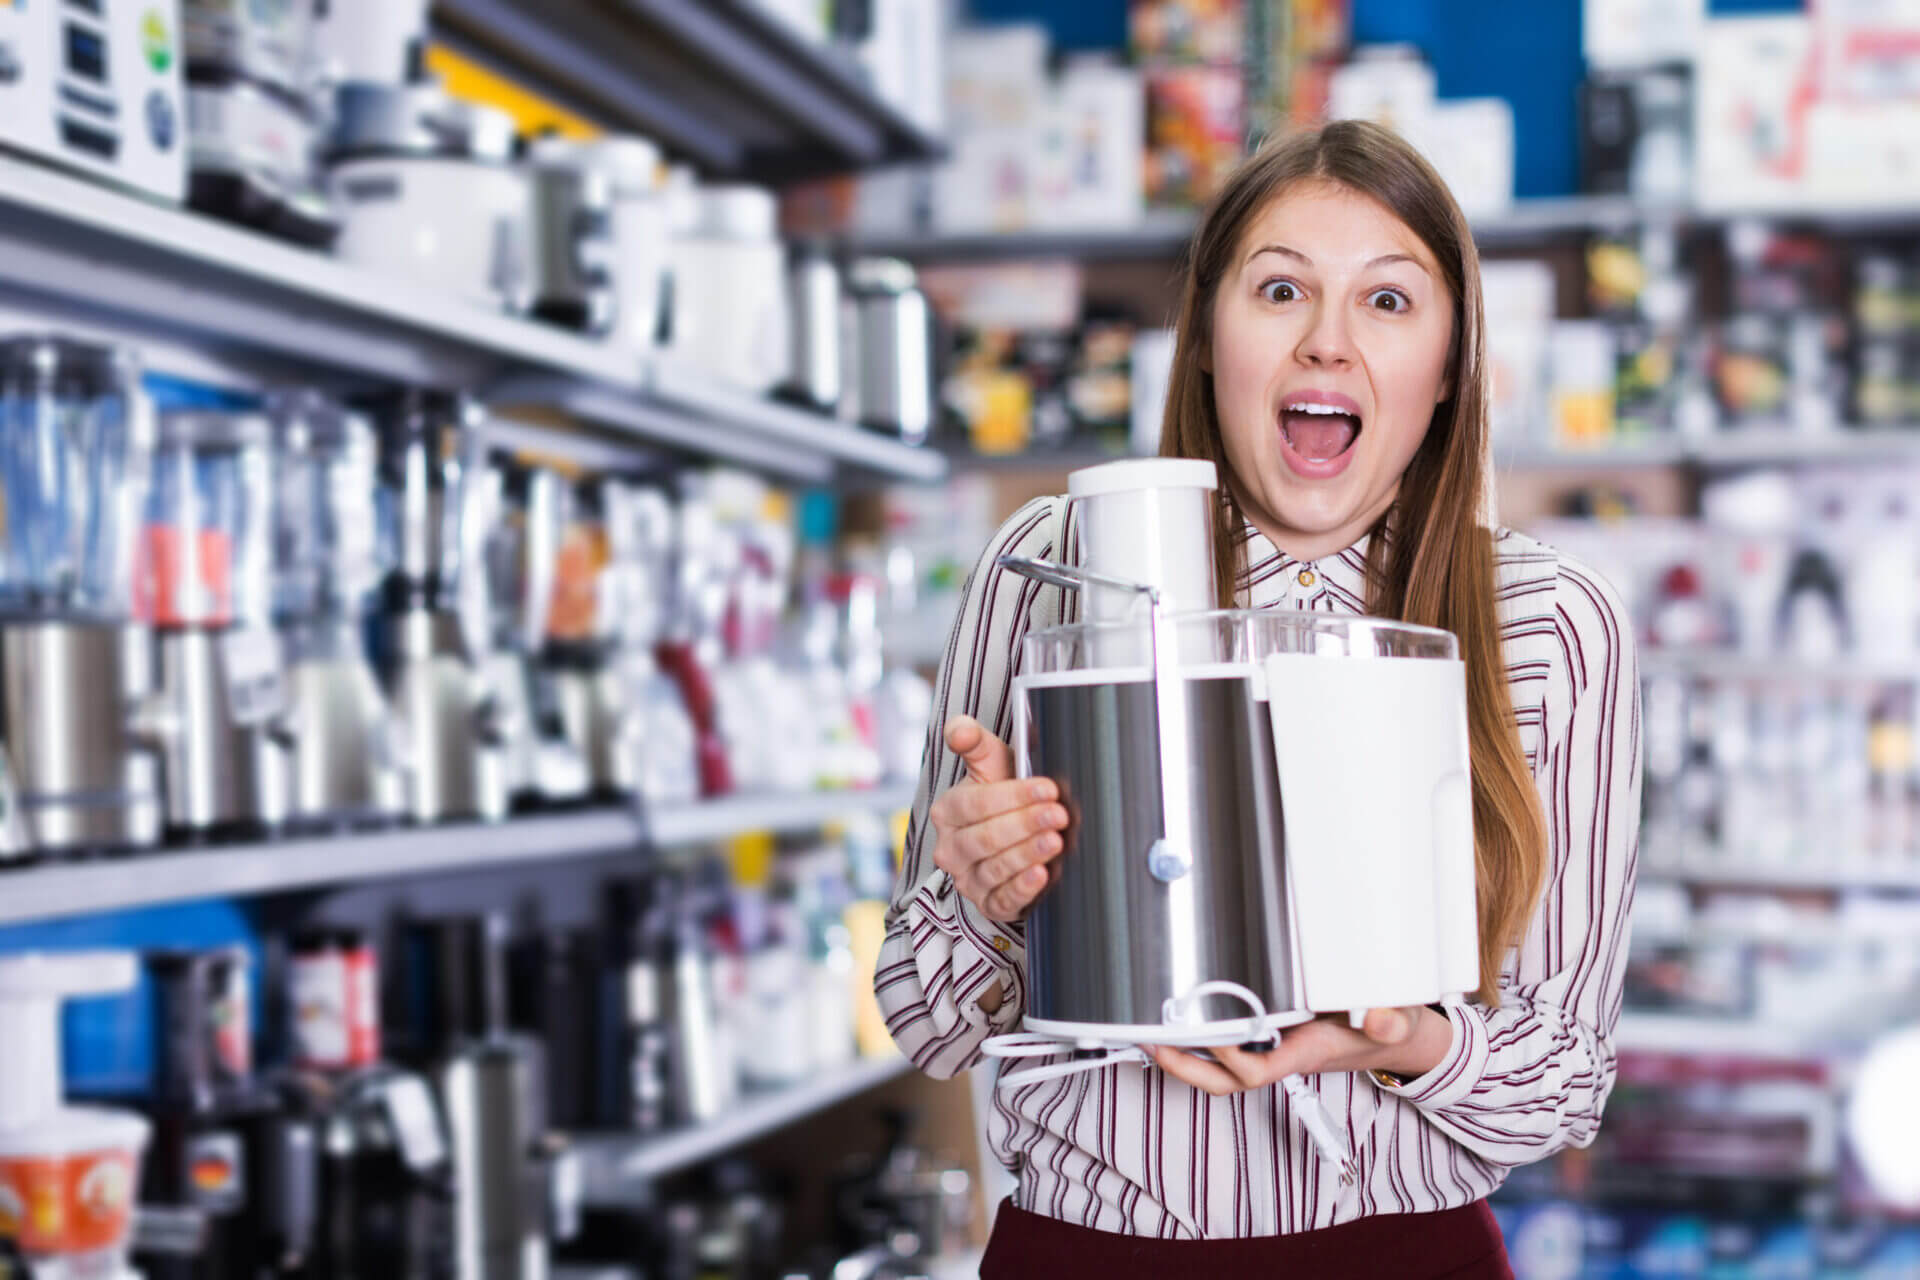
[992, 936, 1012, 953]
[1297, 568, 1317, 588]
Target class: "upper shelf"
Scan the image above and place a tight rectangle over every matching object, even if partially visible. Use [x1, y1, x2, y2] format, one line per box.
[432, 0, 944, 183]
[851, 194, 1920, 262]
[0, 153, 947, 485]
[0, 785, 918, 928]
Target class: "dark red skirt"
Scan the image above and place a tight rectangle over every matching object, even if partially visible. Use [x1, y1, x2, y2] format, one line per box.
[980, 1197, 1514, 1279]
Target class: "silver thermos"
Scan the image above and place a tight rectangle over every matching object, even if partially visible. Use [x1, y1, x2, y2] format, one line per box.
[842, 257, 933, 446]
[786, 247, 843, 412]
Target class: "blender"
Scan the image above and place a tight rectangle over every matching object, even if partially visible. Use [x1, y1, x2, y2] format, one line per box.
[372, 392, 509, 825]
[0, 951, 151, 1280]
[143, 410, 292, 840]
[0, 336, 166, 859]
[547, 479, 692, 805]
[269, 394, 408, 829]
[479, 458, 588, 810]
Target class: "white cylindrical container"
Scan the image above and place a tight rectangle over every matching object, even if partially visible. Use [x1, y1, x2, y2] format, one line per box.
[1067, 458, 1220, 625]
[666, 184, 790, 393]
[309, 0, 432, 84]
[533, 135, 666, 354]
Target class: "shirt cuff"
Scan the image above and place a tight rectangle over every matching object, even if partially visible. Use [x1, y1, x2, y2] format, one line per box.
[955, 896, 1025, 1022]
[1372, 1002, 1489, 1110]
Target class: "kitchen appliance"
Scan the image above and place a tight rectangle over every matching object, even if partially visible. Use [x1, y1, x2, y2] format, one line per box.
[784, 247, 843, 412]
[270, 394, 407, 829]
[0, 0, 188, 202]
[841, 258, 933, 446]
[327, 84, 528, 312]
[664, 184, 790, 393]
[403, 915, 576, 1280]
[979, 461, 1480, 1186]
[0, 336, 166, 859]
[373, 392, 509, 825]
[523, 139, 617, 336]
[538, 135, 668, 357]
[143, 410, 290, 840]
[307, 0, 429, 85]
[138, 947, 322, 1280]
[0, 952, 150, 1280]
[481, 460, 588, 809]
[547, 480, 688, 805]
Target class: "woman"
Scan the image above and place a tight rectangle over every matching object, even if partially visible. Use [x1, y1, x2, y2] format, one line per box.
[876, 120, 1640, 1277]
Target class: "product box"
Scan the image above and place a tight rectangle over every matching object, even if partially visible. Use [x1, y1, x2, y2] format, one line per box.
[1325, 45, 1436, 153]
[1584, 0, 1704, 70]
[1031, 61, 1147, 230]
[1131, 0, 1248, 66]
[1694, 16, 1818, 210]
[1481, 259, 1557, 446]
[1144, 65, 1247, 207]
[1424, 97, 1513, 217]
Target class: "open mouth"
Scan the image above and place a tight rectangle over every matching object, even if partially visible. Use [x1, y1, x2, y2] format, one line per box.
[1279, 397, 1364, 462]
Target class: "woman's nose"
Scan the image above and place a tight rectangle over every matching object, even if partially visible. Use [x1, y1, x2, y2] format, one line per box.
[1294, 301, 1356, 369]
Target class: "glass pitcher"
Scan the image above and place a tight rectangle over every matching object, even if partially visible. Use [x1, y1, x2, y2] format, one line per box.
[139, 412, 274, 630]
[270, 394, 381, 626]
[0, 336, 153, 617]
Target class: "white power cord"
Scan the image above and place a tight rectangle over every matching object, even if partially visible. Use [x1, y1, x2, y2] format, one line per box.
[983, 981, 1357, 1185]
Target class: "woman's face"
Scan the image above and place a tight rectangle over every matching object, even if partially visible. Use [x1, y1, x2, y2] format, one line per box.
[1207, 180, 1456, 561]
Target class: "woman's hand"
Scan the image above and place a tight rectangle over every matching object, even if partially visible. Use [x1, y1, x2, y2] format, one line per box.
[1146, 1006, 1453, 1097]
[929, 715, 1072, 923]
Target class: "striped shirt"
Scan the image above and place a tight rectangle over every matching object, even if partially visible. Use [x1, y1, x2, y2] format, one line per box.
[875, 497, 1642, 1238]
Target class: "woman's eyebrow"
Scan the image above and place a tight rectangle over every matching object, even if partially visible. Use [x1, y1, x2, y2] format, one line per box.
[1244, 245, 1434, 278]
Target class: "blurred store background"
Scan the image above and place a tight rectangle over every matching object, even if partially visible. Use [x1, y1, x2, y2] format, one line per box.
[0, 0, 1917, 1277]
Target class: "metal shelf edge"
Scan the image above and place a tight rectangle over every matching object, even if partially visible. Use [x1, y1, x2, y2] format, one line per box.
[0, 786, 917, 927]
[576, 1055, 914, 1201]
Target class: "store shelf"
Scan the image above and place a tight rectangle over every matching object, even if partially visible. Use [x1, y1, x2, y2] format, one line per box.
[433, 0, 944, 183]
[1640, 857, 1920, 892]
[0, 152, 642, 392]
[1499, 428, 1920, 472]
[0, 785, 916, 928]
[497, 362, 950, 484]
[1616, 1013, 1826, 1060]
[575, 1054, 915, 1204]
[1640, 652, 1920, 684]
[852, 211, 1201, 263]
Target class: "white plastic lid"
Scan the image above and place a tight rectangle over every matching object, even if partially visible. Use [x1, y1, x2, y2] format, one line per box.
[0, 952, 138, 1133]
[530, 134, 662, 197]
[0, 1105, 150, 1159]
[693, 184, 778, 241]
[1068, 457, 1219, 499]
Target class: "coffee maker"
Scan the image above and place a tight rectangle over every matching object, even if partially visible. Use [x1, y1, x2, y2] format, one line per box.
[0, 336, 166, 859]
[144, 409, 292, 839]
[372, 392, 508, 825]
[270, 394, 408, 829]
[479, 459, 588, 810]
[399, 914, 576, 1280]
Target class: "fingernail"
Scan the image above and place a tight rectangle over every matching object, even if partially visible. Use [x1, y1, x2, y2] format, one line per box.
[1022, 867, 1046, 888]
[1030, 780, 1054, 802]
[1040, 833, 1062, 855]
[1047, 805, 1069, 827]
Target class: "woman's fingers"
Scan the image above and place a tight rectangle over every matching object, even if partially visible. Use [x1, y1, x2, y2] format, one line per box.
[980, 863, 1051, 922]
[930, 776, 1057, 833]
[971, 829, 1066, 896]
[944, 715, 1016, 784]
[1147, 1047, 1251, 1097]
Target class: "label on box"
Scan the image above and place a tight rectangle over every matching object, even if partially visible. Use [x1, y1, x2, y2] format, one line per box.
[221, 627, 286, 726]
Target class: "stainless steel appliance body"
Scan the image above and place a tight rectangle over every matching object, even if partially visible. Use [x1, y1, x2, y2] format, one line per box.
[0, 0, 188, 201]
[271, 396, 406, 827]
[146, 411, 290, 838]
[843, 257, 933, 445]
[523, 148, 615, 335]
[0, 336, 164, 857]
[1019, 670, 1295, 1032]
[786, 249, 843, 410]
[375, 394, 509, 824]
[442, 1044, 551, 1280]
[0, 620, 164, 853]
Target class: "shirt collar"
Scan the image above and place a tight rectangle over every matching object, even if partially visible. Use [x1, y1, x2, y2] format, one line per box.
[1234, 522, 1377, 610]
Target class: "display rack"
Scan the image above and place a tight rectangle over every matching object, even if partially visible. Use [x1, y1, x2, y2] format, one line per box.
[1640, 855, 1920, 893]
[1615, 1012, 1831, 1060]
[574, 1055, 915, 1205]
[0, 785, 917, 928]
[1639, 651, 1920, 685]
[432, 0, 944, 183]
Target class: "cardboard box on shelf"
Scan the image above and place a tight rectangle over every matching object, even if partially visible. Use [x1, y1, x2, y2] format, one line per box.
[1030, 62, 1147, 230]
[1144, 65, 1247, 208]
[1131, 0, 1249, 66]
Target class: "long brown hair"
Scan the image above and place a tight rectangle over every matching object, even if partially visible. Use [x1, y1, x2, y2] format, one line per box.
[1160, 119, 1546, 1006]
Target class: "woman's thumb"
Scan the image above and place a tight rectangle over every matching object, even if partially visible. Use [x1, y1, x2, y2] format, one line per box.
[945, 715, 1014, 784]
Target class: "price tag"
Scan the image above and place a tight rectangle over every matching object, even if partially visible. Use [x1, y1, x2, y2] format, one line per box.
[221, 628, 286, 726]
[382, 1075, 449, 1174]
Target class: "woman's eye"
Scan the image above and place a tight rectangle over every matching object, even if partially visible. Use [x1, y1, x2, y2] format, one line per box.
[1366, 287, 1412, 313]
[1261, 279, 1302, 304]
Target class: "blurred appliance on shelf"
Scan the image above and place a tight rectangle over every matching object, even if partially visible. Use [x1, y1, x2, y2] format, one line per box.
[543, 136, 668, 358]
[144, 410, 292, 840]
[327, 82, 528, 312]
[785, 246, 844, 413]
[664, 181, 791, 395]
[308, 0, 429, 86]
[0, 0, 188, 202]
[842, 258, 933, 447]
[0, 336, 166, 861]
[181, 0, 338, 246]
[523, 137, 618, 337]
[1579, 65, 1692, 203]
[0, 952, 151, 1280]
[547, 479, 693, 807]
[270, 393, 409, 829]
[480, 459, 589, 809]
[399, 913, 578, 1280]
[372, 391, 509, 825]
